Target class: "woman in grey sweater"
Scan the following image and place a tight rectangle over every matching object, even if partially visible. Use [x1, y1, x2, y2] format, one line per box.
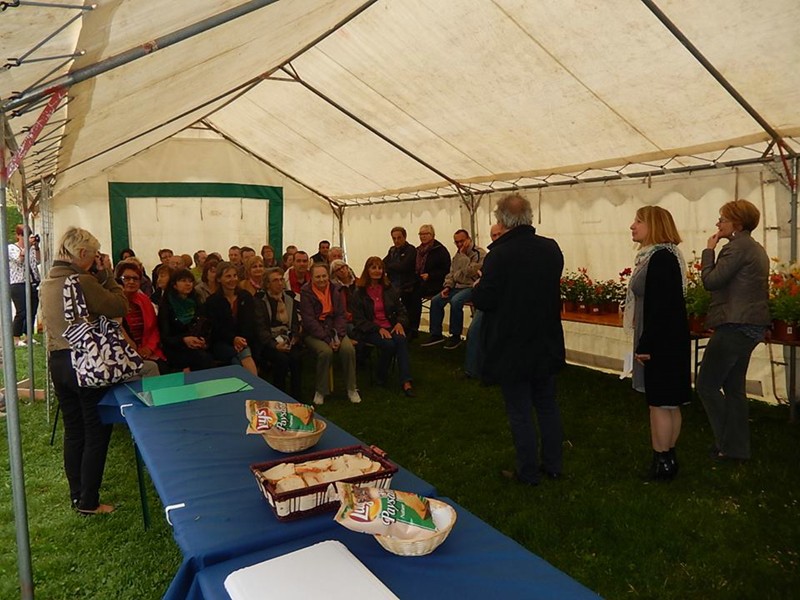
[696, 200, 770, 462]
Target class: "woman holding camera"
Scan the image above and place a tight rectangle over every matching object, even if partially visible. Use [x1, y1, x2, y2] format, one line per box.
[40, 228, 127, 514]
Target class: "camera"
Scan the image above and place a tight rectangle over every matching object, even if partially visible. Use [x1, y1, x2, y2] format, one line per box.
[33, 234, 40, 244]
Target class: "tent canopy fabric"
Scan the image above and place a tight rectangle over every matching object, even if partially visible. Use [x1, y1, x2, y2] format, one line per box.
[1, 0, 798, 205]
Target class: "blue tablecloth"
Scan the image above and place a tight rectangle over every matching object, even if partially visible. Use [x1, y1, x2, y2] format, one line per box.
[115, 367, 437, 599]
[193, 497, 601, 600]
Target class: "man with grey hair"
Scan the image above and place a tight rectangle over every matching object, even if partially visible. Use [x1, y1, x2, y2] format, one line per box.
[472, 193, 566, 485]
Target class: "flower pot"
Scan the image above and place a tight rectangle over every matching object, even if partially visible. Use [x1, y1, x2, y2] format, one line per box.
[563, 301, 578, 313]
[602, 302, 620, 315]
[771, 319, 798, 342]
[688, 315, 706, 335]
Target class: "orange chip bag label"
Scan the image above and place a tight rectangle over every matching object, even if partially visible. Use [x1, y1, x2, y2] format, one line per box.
[245, 400, 315, 434]
[334, 482, 436, 539]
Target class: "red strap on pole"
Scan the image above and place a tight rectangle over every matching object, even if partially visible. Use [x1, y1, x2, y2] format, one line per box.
[2, 87, 67, 179]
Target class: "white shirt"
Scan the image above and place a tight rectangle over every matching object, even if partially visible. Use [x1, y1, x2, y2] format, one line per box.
[8, 243, 40, 285]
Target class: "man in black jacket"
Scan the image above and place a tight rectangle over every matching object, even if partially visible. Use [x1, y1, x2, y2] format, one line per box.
[472, 193, 566, 485]
[384, 226, 416, 325]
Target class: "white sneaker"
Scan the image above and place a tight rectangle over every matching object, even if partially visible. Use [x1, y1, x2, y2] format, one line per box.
[14, 340, 26, 348]
[313, 392, 325, 406]
[28, 338, 40, 345]
[348, 390, 362, 404]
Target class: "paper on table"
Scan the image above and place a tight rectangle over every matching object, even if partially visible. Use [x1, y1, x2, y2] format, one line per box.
[150, 377, 253, 406]
[224, 540, 398, 600]
[126, 377, 253, 407]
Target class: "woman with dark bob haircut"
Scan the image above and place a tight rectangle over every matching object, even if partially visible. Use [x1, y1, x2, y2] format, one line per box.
[696, 199, 770, 462]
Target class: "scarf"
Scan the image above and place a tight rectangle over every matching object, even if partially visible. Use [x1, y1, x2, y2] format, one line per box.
[168, 293, 197, 325]
[312, 284, 333, 321]
[269, 291, 289, 326]
[623, 243, 686, 333]
[415, 240, 433, 274]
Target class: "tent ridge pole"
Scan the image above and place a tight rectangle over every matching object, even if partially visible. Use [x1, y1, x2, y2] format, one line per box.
[641, 0, 793, 156]
[199, 119, 338, 211]
[280, 66, 473, 195]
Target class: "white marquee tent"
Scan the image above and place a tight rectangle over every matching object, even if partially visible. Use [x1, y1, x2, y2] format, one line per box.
[2, 1, 799, 594]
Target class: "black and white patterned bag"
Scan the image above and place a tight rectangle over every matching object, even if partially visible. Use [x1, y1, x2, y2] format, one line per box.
[62, 274, 143, 387]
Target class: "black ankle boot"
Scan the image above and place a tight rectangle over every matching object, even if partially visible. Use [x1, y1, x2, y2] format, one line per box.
[654, 451, 676, 481]
[668, 447, 679, 476]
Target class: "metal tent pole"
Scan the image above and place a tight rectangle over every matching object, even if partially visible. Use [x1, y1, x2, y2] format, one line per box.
[2, 0, 286, 114]
[790, 157, 799, 422]
[1, 114, 34, 600]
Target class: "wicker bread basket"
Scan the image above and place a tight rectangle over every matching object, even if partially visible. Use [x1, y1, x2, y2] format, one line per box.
[374, 498, 457, 556]
[261, 418, 326, 453]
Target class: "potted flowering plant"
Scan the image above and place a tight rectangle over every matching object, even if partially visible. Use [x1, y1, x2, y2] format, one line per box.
[684, 255, 711, 333]
[768, 260, 800, 341]
[561, 269, 592, 312]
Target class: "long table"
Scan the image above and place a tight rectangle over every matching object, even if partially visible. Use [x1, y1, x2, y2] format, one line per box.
[194, 498, 601, 600]
[106, 366, 599, 599]
[104, 367, 436, 599]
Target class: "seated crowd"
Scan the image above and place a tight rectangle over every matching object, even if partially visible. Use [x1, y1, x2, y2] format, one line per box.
[113, 226, 483, 405]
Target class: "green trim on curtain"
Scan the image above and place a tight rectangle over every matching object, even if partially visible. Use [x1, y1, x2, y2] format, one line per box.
[107, 182, 283, 260]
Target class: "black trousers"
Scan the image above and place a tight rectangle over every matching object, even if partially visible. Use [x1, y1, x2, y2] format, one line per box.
[49, 350, 113, 510]
[11, 282, 39, 338]
[261, 345, 303, 399]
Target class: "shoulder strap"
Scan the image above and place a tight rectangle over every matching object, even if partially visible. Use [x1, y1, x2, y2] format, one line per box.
[62, 274, 90, 322]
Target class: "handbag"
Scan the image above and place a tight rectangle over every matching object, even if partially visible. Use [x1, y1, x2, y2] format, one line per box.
[61, 274, 143, 387]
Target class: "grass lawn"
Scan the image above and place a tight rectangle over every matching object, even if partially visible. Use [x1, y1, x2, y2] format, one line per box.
[1, 339, 799, 598]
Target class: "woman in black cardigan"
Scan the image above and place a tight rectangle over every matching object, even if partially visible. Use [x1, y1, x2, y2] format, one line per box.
[158, 268, 215, 372]
[352, 257, 414, 397]
[626, 206, 690, 480]
[204, 261, 260, 376]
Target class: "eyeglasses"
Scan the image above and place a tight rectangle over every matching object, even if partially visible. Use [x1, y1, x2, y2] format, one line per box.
[121, 276, 140, 282]
[418, 231, 432, 237]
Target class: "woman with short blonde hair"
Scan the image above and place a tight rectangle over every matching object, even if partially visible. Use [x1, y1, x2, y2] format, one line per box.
[40, 227, 128, 514]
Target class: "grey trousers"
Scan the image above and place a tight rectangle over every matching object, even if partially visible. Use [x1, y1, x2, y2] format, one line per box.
[696, 328, 759, 459]
[304, 335, 357, 396]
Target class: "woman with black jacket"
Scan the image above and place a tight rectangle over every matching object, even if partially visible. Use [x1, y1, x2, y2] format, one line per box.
[158, 268, 216, 372]
[352, 257, 414, 397]
[204, 261, 260, 376]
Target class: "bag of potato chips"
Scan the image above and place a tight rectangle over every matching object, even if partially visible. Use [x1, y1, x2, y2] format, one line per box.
[246, 400, 316, 434]
[333, 482, 436, 539]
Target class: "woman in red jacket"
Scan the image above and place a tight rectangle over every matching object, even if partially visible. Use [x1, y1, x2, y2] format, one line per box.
[115, 261, 168, 374]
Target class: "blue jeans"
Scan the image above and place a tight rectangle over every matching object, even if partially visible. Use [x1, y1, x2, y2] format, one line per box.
[465, 310, 483, 376]
[429, 287, 473, 337]
[500, 375, 563, 483]
[362, 330, 412, 385]
[696, 327, 759, 459]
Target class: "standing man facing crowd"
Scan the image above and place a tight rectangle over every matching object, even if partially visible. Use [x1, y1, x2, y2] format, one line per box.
[422, 229, 484, 349]
[472, 193, 566, 486]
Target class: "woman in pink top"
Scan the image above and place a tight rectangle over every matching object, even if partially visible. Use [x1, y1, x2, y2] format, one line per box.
[352, 257, 414, 397]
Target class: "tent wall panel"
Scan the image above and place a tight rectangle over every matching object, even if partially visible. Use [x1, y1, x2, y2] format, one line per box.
[52, 136, 336, 271]
[342, 197, 465, 274]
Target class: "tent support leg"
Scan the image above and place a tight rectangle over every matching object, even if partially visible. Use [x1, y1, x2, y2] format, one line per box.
[0, 113, 35, 600]
[790, 157, 798, 423]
